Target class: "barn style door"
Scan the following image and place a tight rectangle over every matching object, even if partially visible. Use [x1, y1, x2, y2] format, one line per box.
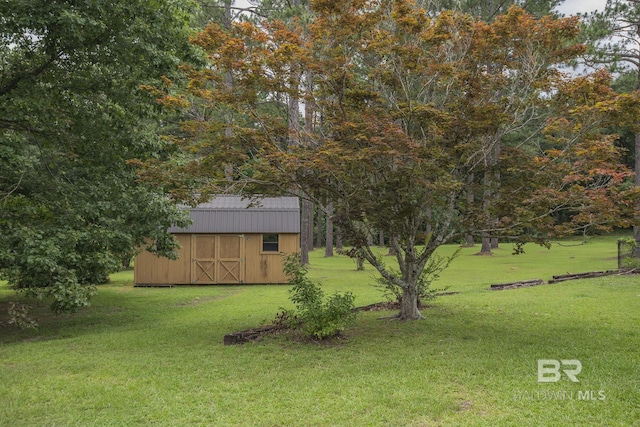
[191, 235, 244, 284]
[192, 235, 216, 284]
[217, 235, 244, 284]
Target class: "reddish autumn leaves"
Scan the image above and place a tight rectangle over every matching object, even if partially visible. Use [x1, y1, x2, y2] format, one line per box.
[137, 1, 640, 319]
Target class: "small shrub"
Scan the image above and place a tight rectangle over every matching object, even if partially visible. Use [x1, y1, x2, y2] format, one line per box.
[283, 253, 357, 339]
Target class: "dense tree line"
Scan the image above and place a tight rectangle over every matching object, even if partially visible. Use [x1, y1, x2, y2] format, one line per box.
[3, 0, 640, 319]
[0, 1, 196, 312]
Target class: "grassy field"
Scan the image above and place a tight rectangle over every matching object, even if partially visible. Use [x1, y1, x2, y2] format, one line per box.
[1, 235, 639, 426]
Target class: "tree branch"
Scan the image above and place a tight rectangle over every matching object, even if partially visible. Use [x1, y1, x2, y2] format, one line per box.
[0, 53, 58, 97]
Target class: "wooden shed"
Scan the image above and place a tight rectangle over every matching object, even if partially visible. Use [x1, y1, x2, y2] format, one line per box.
[134, 196, 300, 285]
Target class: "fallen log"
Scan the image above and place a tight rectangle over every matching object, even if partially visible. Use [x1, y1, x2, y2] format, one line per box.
[223, 325, 278, 345]
[490, 279, 544, 291]
[548, 270, 620, 283]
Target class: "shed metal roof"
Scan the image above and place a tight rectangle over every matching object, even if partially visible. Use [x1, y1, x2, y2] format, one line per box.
[168, 196, 300, 234]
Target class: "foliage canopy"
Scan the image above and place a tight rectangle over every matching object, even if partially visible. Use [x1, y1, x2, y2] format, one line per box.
[141, 1, 640, 320]
[0, 0, 196, 312]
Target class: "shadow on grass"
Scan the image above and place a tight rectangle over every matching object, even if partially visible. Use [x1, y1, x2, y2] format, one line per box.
[0, 282, 241, 344]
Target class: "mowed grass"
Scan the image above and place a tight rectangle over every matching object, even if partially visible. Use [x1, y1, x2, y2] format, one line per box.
[1, 235, 639, 426]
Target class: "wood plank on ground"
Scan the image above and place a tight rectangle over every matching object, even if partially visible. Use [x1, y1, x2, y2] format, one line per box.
[548, 270, 620, 283]
[490, 279, 544, 291]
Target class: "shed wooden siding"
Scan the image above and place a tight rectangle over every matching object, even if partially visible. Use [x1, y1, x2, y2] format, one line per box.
[134, 234, 192, 285]
[134, 196, 301, 285]
[244, 233, 299, 283]
[134, 233, 299, 285]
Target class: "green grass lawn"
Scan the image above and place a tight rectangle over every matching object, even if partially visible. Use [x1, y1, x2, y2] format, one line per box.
[1, 235, 639, 426]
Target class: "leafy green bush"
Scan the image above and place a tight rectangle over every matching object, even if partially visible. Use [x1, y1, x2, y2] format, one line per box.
[282, 254, 357, 339]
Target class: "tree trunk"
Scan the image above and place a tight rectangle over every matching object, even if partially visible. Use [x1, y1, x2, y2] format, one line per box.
[634, 45, 640, 255]
[336, 226, 343, 251]
[306, 200, 314, 252]
[378, 230, 384, 247]
[325, 201, 334, 257]
[386, 235, 399, 256]
[315, 207, 323, 248]
[465, 172, 475, 246]
[302, 67, 315, 255]
[398, 285, 424, 320]
[304, 69, 315, 140]
[287, 49, 303, 259]
[480, 167, 493, 254]
[491, 142, 501, 250]
[481, 235, 492, 253]
[465, 234, 475, 246]
[289, 98, 306, 261]
[300, 199, 311, 264]
[635, 131, 640, 255]
[480, 140, 501, 253]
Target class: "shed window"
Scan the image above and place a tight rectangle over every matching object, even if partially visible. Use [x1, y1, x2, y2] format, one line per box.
[262, 234, 279, 252]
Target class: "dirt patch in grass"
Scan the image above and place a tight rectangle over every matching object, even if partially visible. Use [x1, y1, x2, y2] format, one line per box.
[175, 289, 243, 307]
[175, 295, 225, 306]
[459, 400, 473, 412]
[474, 251, 494, 256]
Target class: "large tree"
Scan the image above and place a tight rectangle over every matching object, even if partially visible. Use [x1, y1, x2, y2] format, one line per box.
[143, 1, 640, 320]
[581, 0, 640, 248]
[0, 0, 195, 313]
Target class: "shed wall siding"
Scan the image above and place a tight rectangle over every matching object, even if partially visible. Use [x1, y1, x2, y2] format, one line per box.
[134, 233, 299, 285]
[134, 234, 191, 285]
[244, 233, 299, 284]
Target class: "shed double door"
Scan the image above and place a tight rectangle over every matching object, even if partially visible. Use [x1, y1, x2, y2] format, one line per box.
[191, 235, 244, 284]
